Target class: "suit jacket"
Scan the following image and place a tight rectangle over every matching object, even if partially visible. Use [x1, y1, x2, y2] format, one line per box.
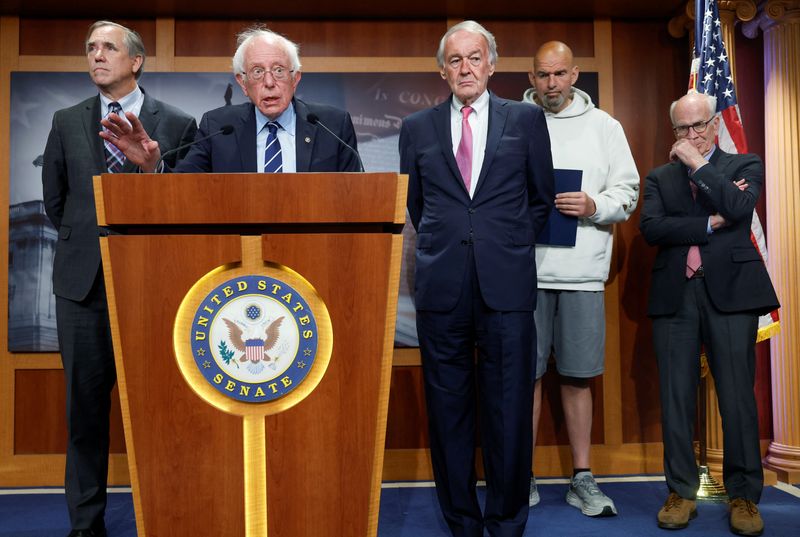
[173, 98, 360, 173]
[640, 149, 779, 316]
[42, 93, 198, 302]
[399, 92, 555, 312]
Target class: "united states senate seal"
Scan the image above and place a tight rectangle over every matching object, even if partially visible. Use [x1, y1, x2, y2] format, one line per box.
[173, 263, 332, 415]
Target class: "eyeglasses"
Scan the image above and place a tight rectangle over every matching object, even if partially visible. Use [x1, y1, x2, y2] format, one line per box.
[673, 117, 715, 138]
[447, 55, 484, 70]
[244, 65, 294, 82]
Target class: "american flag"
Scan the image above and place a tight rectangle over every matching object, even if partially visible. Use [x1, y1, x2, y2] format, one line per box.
[689, 0, 780, 341]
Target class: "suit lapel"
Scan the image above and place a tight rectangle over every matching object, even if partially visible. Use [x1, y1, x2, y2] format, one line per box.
[473, 94, 508, 199]
[236, 103, 258, 172]
[294, 99, 314, 172]
[432, 98, 465, 192]
[82, 96, 107, 173]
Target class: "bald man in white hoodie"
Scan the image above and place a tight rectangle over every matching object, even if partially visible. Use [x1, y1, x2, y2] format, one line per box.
[522, 41, 639, 516]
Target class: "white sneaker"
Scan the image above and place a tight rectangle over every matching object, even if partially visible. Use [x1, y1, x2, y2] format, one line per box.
[565, 472, 617, 517]
[529, 476, 540, 507]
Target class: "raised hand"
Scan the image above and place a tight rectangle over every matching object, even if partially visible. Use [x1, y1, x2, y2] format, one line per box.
[99, 111, 162, 172]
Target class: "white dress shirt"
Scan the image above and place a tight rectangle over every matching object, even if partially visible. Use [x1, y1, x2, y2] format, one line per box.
[450, 90, 489, 198]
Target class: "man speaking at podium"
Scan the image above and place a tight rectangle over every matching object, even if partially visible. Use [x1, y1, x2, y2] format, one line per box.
[101, 27, 362, 174]
[400, 20, 554, 537]
[42, 20, 197, 537]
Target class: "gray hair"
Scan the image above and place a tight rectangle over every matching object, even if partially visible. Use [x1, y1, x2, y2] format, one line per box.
[232, 27, 302, 77]
[85, 20, 146, 80]
[670, 92, 717, 124]
[436, 20, 498, 69]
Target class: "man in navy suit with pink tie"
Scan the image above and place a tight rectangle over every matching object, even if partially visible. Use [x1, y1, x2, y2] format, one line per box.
[399, 20, 554, 537]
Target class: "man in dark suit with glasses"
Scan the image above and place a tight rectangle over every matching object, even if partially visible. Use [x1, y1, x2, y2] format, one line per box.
[640, 91, 778, 536]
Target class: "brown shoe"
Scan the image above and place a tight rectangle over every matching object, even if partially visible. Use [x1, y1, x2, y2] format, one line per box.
[729, 498, 764, 536]
[657, 492, 697, 529]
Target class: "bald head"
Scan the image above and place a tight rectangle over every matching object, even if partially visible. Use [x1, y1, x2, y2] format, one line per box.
[534, 41, 574, 71]
[529, 41, 579, 113]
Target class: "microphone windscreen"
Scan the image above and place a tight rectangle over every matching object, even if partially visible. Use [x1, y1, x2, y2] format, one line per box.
[220, 125, 234, 135]
[306, 113, 320, 125]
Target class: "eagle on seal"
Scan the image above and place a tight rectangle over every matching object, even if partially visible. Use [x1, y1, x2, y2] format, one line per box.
[222, 316, 284, 364]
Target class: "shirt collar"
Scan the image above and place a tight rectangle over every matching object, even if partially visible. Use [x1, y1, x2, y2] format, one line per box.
[100, 85, 143, 114]
[256, 102, 296, 136]
[451, 90, 490, 116]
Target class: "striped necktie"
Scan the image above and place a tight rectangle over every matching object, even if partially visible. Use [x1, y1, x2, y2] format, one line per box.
[104, 101, 126, 173]
[264, 122, 283, 173]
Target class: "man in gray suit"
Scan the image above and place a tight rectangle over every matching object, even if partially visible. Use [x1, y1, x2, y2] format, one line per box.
[42, 20, 197, 537]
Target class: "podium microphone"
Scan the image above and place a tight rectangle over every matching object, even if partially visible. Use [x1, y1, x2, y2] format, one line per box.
[306, 113, 364, 172]
[154, 125, 234, 172]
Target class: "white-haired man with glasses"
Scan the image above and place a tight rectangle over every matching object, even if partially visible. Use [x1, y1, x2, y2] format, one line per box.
[640, 91, 778, 536]
[101, 27, 361, 173]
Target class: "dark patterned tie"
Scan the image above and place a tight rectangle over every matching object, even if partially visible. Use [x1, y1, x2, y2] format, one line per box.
[263, 122, 283, 173]
[104, 101, 126, 173]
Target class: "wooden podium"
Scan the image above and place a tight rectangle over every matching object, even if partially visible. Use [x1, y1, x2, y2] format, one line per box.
[94, 172, 407, 537]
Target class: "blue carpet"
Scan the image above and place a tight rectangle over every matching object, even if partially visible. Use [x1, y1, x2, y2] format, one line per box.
[2, 479, 799, 536]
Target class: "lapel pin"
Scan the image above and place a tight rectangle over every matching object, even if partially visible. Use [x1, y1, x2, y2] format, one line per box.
[305, 137, 311, 144]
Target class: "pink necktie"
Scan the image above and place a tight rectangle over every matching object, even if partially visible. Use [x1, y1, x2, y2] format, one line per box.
[686, 181, 702, 277]
[456, 106, 474, 192]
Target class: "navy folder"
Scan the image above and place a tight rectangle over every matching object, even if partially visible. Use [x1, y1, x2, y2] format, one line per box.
[536, 169, 583, 247]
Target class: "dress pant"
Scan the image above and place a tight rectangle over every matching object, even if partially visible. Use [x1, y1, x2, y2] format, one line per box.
[416, 249, 534, 537]
[56, 269, 116, 531]
[652, 276, 762, 502]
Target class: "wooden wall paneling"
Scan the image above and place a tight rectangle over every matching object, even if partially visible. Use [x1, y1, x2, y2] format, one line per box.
[18, 18, 157, 56]
[383, 443, 665, 480]
[611, 20, 690, 445]
[174, 20, 252, 57]
[174, 20, 448, 58]
[0, 15, 20, 480]
[154, 18, 175, 72]
[13, 370, 125, 454]
[384, 366, 428, 449]
[592, 18, 625, 450]
[483, 19, 595, 58]
[173, 56, 442, 73]
[16, 55, 86, 71]
[270, 20, 447, 57]
[14, 369, 69, 454]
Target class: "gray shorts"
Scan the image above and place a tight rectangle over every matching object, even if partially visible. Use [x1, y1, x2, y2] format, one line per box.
[534, 289, 606, 379]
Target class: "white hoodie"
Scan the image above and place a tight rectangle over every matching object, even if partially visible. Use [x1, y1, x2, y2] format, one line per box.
[522, 87, 639, 291]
